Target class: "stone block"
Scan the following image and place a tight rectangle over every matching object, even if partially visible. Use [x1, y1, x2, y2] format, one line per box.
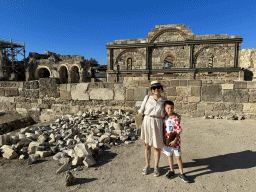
[234, 81, 247, 89]
[35, 150, 52, 158]
[0, 97, 15, 102]
[222, 90, 249, 103]
[138, 80, 151, 87]
[188, 96, 200, 103]
[72, 156, 83, 166]
[188, 80, 202, 86]
[165, 87, 177, 96]
[89, 88, 113, 100]
[1, 145, 18, 159]
[197, 103, 206, 111]
[71, 83, 89, 100]
[249, 90, 256, 103]
[59, 84, 67, 91]
[126, 89, 134, 101]
[114, 84, 125, 101]
[170, 80, 179, 87]
[74, 143, 92, 158]
[88, 82, 100, 89]
[101, 83, 114, 89]
[5, 88, 19, 97]
[159, 80, 170, 88]
[83, 155, 97, 167]
[179, 80, 187, 86]
[56, 163, 71, 174]
[60, 90, 72, 100]
[222, 84, 233, 89]
[191, 87, 201, 96]
[0, 88, 4, 96]
[0, 81, 20, 88]
[243, 103, 256, 113]
[201, 85, 222, 102]
[188, 103, 197, 111]
[247, 81, 256, 89]
[133, 88, 148, 101]
[39, 78, 59, 98]
[30, 81, 39, 89]
[228, 103, 243, 112]
[213, 80, 225, 84]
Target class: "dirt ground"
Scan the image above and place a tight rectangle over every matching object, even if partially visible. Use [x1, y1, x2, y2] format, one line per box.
[0, 117, 255, 192]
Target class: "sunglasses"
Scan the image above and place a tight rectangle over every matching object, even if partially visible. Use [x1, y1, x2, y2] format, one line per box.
[151, 86, 162, 90]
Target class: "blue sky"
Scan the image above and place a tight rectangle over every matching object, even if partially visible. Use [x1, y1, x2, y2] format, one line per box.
[1, 0, 256, 65]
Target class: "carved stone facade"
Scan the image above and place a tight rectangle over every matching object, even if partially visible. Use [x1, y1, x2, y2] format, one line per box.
[26, 51, 90, 83]
[106, 24, 243, 82]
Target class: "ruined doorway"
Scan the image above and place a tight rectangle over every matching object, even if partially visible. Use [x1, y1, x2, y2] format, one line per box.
[71, 66, 79, 83]
[36, 67, 50, 79]
[59, 66, 68, 84]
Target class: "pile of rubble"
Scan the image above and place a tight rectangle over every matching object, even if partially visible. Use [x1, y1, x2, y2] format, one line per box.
[0, 109, 138, 173]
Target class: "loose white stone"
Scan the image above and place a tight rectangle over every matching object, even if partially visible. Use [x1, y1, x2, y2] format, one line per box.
[83, 155, 97, 167]
[1, 145, 18, 159]
[35, 150, 52, 158]
[56, 163, 71, 174]
[74, 143, 92, 158]
[98, 135, 110, 143]
[72, 155, 83, 166]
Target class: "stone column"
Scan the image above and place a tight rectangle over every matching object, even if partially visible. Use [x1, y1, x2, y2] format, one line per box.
[190, 44, 194, 68]
[110, 49, 113, 70]
[234, 43, 239, 68]
[0, 49, 4, 79]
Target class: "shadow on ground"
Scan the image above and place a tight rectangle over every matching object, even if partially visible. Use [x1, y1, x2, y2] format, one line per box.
[76, 178, 97, 185]
[182, 150, 256, 182]
[96, 148, 117, 166]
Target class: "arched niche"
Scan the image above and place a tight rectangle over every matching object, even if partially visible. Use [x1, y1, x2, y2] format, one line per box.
[59, 65, 68, 84]
[71, 65, 80, 83]
[35, 67, 51, 80]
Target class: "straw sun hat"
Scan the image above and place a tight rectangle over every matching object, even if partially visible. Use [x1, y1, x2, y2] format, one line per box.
[151, 80, 162, 87]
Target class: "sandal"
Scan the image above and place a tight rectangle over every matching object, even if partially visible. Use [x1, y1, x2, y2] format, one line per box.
[142, 166, 150, 175]
[154, 168, 160, 177]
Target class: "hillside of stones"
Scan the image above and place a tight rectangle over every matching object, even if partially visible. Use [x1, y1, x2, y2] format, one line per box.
[0, 109, 138, 172]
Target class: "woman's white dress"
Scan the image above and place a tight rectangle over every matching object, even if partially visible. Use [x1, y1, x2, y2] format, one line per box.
[138, 95, 167, 149]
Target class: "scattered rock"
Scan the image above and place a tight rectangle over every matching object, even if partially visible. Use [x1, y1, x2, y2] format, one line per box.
[65, 171, 76, 186]
[83, 155, 97, 167]
[1, 145, 18, 159]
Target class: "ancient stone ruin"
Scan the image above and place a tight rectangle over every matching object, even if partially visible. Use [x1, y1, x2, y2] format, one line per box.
[0, 24, 256, 174]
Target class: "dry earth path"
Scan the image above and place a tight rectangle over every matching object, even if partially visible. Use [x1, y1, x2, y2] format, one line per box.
[0, 117, 255, 192]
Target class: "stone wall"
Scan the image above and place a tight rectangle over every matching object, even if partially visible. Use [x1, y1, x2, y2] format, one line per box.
[0, 78, 256, 123]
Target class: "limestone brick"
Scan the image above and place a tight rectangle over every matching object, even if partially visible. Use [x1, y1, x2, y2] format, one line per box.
[114, 84, 125, 101]
[89, 88, 114, 100]
[133, 88, 147, 101]
[191, 87, 201, 96]
[234, 81, 247, 89]
[188, 96, 200, 103]
[0, 88, 4, 96]
[71, 83, 89, 100]
[201, 85, 222, 102]
[222, 90, 249, 103]
[243, 103, 256, 113]
[222, 84, 233, 89]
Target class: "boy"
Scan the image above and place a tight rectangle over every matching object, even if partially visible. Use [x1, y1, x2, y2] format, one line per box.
[163, 101, 189, 183]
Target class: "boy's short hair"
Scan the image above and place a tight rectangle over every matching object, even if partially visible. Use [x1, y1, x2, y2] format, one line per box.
[164, 100, 174, 107]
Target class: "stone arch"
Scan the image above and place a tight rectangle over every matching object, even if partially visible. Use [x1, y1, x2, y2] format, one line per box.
[70, 65, 80, 83]
[115, 48, 145, 62]
[126, 57, 133, 70]
[194, 45, 232, 68]
[59, 65, 68, 84]
[115, 49, 145, 70]
[35, 66, 51, 80]
[150, 27, 188, 43]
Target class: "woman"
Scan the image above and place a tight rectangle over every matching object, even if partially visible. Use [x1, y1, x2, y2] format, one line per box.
[138, 80, 167, 177]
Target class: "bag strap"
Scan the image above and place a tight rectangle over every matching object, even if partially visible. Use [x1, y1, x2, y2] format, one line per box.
[142, 95, 150, 114]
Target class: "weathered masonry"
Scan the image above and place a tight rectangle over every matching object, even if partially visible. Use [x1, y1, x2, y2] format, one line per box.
[106, 24, 243, 82]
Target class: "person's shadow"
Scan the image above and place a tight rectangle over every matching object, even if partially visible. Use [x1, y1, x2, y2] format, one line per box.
[182, 150, 256, 182]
